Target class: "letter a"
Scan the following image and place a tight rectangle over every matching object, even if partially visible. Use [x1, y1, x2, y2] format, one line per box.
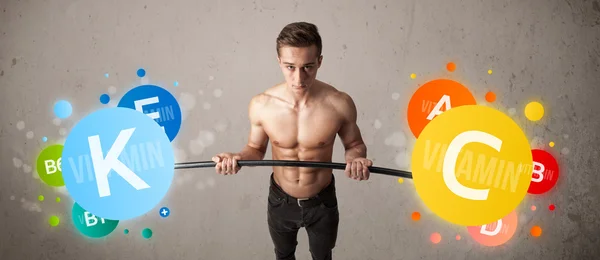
[426, 95, 452, 120]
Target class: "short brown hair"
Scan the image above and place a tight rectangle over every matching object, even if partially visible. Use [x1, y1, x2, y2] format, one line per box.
[276, 22, 322, 57]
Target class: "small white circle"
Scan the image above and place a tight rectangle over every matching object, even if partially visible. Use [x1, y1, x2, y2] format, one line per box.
[108, 86, 117, 95]
[53, 118, 61, 126]
[374, 120, 382, 129]
[209, 76, 215, 81]
[59, 128, 67, 136]
[391, 93, 400, 100]
[26, 131, 34, 139]
[16, 121, 25, 130]
[213, 89, 223, 98]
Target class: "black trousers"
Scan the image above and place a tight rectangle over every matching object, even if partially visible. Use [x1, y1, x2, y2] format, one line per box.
[267, 173, 340, 260]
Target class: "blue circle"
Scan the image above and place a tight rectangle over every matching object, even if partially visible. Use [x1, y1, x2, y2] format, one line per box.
[61, 107, 175, 220]
[173, 81, 179, 87]
[159, 207, 170, 218]
[137, 69, 146, 78]
[54, 100, 73, 119]
[100, 94, 110, 104]
[105, 73, 109, 78]
[42, 136, 48, 142]
[117, 85, 182, 142]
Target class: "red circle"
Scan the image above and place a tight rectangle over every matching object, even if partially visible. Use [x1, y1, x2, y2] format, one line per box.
[527, 149, 560, 194]
[549, 204, 555, 211]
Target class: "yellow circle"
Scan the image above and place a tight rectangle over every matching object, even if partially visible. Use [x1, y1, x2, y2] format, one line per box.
[524, 102, 544, 121]
[411, 105, 532, 226]
[488, 70, 493, 74]
[549, 142, 555, 147]
[410, 73, 417, 79]
[398, 178, 404, 184]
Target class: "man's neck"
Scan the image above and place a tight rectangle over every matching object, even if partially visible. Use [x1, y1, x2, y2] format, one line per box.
[286, 81, 320, 109]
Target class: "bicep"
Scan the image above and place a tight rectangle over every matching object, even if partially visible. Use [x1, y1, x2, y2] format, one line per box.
[336, 93, 364, 149]
[246, 96, 269, 153]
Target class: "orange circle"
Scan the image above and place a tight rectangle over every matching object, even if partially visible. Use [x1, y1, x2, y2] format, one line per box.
[406, 79, 477, 138]
[411, 212, 421, 221]
[531, 226, 542, 237]
[485, 91, 496, 102]
[446, 62, 456, 72]
[430, 233, 442, 244]
[531, 205, 537, 211]
[456, 235, 461, 240]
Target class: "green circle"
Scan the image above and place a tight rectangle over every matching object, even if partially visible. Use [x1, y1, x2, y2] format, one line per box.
[56, 197, 61, 203]
[49, 216, 60, 226]
[124, 229, 129, 234]
[38, 195, 44, 201]
[36, 144, 65, 187]
[72, 202, 119, 238]
[141, 228, 153, 239]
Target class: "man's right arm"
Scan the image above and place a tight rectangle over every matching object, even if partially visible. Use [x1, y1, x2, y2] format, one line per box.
[237, 94, 269, 161]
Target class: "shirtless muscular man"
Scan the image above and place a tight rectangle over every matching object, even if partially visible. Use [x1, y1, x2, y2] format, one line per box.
[212, 22, 372, 260]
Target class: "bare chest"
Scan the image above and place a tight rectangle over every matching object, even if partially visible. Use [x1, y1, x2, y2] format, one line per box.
[262, 107, 341, 149]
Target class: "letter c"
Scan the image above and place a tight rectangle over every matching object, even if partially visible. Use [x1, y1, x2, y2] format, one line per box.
[443, 130, 502, 201]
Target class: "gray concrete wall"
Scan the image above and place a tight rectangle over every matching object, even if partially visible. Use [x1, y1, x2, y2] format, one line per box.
[1, 0, 599, 259]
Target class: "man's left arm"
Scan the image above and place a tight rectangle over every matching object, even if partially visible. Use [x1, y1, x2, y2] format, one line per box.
[335, 92, 372, 181]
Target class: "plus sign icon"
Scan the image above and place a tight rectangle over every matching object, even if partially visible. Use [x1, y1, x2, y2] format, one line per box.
[159, 207, 170, 218]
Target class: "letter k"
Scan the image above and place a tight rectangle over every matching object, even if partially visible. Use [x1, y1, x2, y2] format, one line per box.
[88, 128, 151, 197]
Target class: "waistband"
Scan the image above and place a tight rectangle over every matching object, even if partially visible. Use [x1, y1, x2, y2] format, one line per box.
[269, 173, 335, 207]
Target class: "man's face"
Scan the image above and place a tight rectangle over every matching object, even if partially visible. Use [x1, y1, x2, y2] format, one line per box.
[277, 45, 323, 92]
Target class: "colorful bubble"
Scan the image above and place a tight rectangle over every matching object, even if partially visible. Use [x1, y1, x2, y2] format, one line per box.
[531, 205, 536, 211]
[124, 229, 129, 234]
[487, 69, 493, 75]
[99, 94, 110, 104]
[49, 216, 60, 227]
[72, 202, 119, 238]
[411, 212, 421, 221]
[56, 197, 61, 203]
[485, 91, 496, 102]
[42, 136, 47, 142]
[137, 68, 146, 77]
[397, 178, 404, 184]
[549, 141, 555, 147]
[38, 195, 44, 201]
[407, 79, 476, 138]
[36, 144, 65, 187]
[104, 73, 109, 78]
[53, 100, 73, 119]
[456, 235, 461, 240]
[528, 149, 560, 195]
[430, 232, 442, 244]
[549, 204, 555, 211]
[524, 101, 544, 121]
[446, 62, 456, 72]
[142, 228, 153, 239]
[410, 73, 416, 79]
[530, 226, 542, 237]
[467, 211, 518, 247]
[412, 105, 532, 226]
[159, 207, 170, 218]
[174, 81, 179, 87]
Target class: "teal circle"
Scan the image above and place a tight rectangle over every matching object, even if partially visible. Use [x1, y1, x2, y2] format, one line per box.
[141, 228, 153, 239]
[72, 202, 119, 238]
[124, 229, 129, 234]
